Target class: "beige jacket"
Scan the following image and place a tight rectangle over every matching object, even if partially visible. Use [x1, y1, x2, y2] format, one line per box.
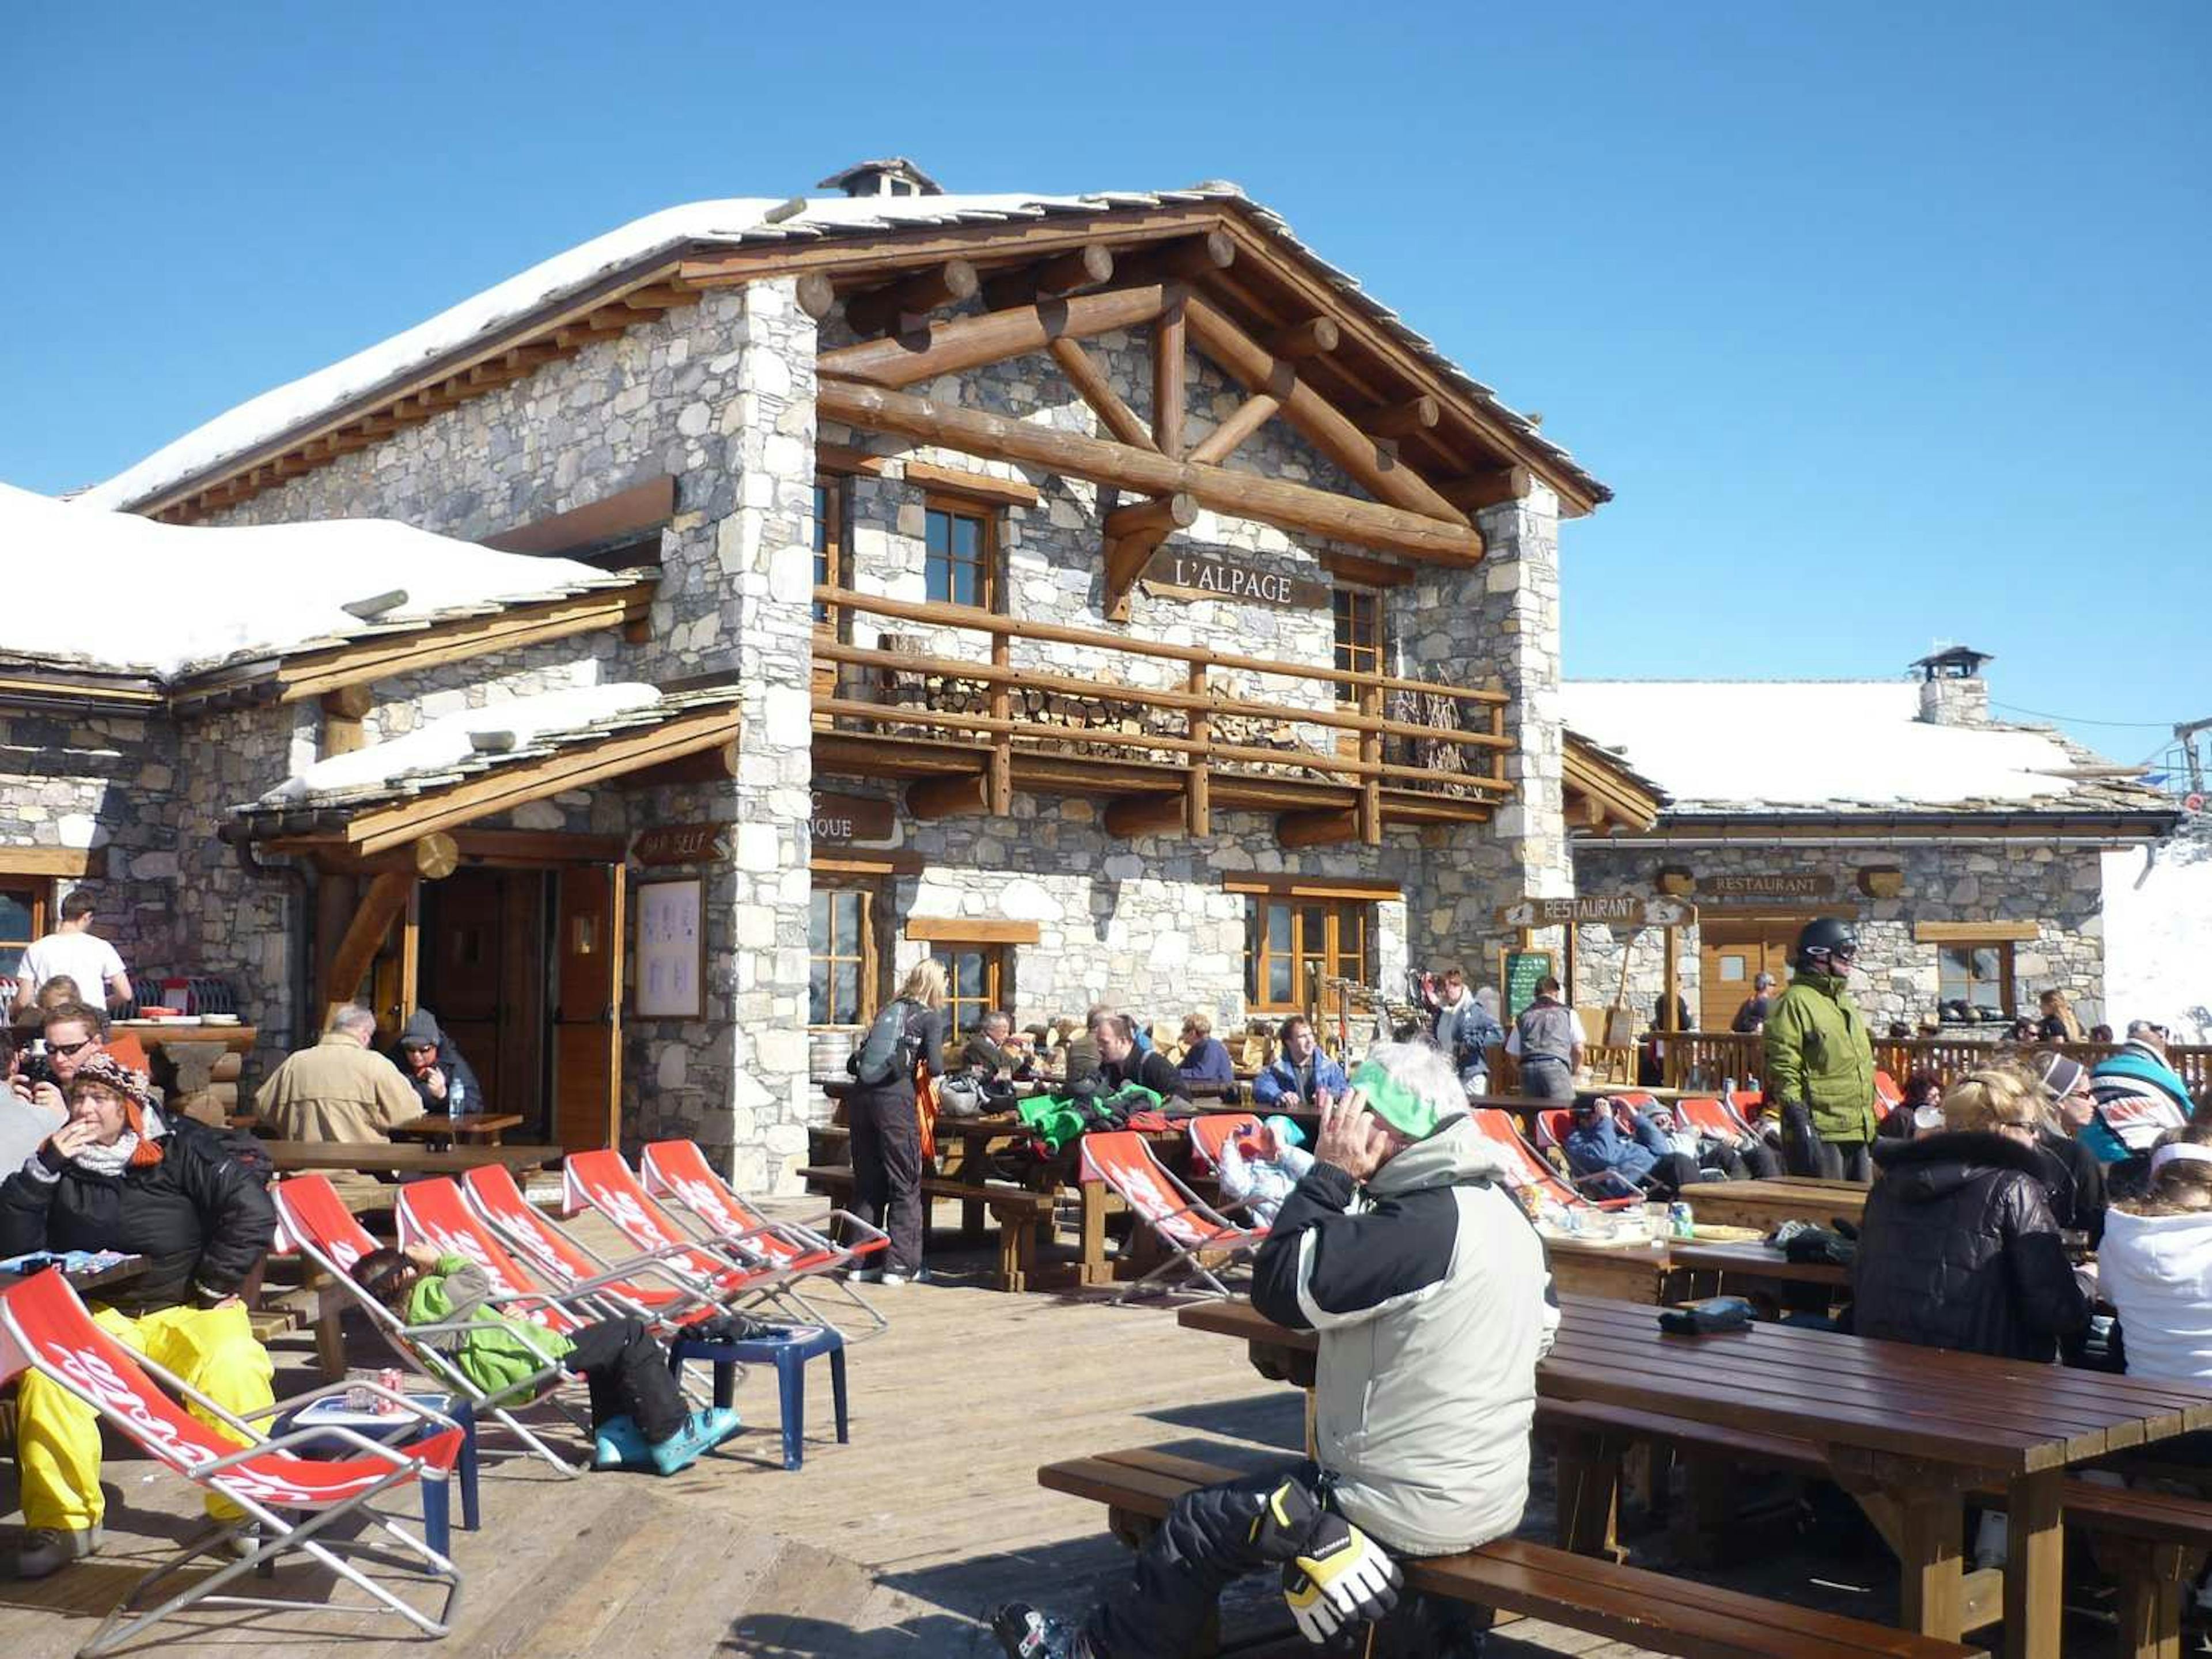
[256, 1032, 420, 1144]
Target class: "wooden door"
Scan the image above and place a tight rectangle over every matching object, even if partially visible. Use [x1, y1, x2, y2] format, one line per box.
[1699, 919, 1800, 1032]
[552, 865, 624, 1152]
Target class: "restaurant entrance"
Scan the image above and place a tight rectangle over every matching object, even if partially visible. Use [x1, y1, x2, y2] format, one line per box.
[1698, 916, 1803, 1031]
[416, 863, 624, 1150]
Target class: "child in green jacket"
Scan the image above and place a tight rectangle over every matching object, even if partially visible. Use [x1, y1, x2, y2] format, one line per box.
[351, 1242, 737, 1475]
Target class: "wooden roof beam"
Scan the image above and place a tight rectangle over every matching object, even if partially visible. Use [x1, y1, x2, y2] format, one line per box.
[1187, 390, 1282, 467]
[1104, 792, 1189, 838]
[1441, 464, 1534, 512]
[818, 377, 1482, 565]
[1268, 317, 1340, 360]
[1102, 492, 1198, 622]
[1110, 230, 1235, 287]
[1278, 808, 1359, 850]
[907, 772, 990, 821]
[1045, 337, 1158, 453]
[1363, 395, 1440, 438]
[980, 244, 1115, 310]
[820, 282, 1182, 392]
[843, 258, 980, 338]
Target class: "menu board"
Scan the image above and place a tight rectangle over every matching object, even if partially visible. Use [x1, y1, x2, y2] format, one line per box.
[1501, 949, 1555, 1024]
[634, 878, 704, 1019]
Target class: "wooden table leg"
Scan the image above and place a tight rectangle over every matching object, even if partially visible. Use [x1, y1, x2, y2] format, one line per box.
[1078, 1179, 1109, 1285]
[303, 1262, 347, 1382]
[2003, 1469, 2064, 1659]
[2098, 1536, 2194, 1659]
[1896, 1487, 1968, 1641]
[1552, 1428, 1627, 1563]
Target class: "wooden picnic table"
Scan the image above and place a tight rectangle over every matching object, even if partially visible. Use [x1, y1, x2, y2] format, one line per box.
[388, 1113, 527, 1149]
[1180, 1292, 2212, 1659]
[264, 1141, 565, 1177]
[1680, 1175, 1870, 1233]
[0, 1252, 148, 1296]
[1666, 1237, 1851, 1294]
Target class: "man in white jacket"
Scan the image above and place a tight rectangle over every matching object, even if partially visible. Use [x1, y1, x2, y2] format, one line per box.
[995, 1041, 1558, 1658]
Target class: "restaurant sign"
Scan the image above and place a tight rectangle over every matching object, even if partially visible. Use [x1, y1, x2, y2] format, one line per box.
[1141, 549, 1329, 610]
[1698, 873, 1836, 900]
[1495, 895, 1695, 929]
[632, 823, 728, 867]
[811, 791, 896, 846]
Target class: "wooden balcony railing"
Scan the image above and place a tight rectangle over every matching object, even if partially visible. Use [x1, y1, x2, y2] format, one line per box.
[1656, 1029, 2211, 1100]
[811, 588, 1512, 841]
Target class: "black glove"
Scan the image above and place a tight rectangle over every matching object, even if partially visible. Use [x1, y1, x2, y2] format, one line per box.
[1779, 1100, 1819, 1169]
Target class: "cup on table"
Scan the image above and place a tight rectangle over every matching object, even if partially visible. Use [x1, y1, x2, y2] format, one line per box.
[1644, 1201, 1671, 1247]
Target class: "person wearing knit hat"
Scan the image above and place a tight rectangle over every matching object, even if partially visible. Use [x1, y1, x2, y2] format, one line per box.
[993, 1040, 1554, 1659]
[0, 1047, 277, 1578]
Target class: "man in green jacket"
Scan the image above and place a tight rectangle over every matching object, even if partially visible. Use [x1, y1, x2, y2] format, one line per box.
[351, 1243, 737, 1475]
[1764, 919, 1878, 1183]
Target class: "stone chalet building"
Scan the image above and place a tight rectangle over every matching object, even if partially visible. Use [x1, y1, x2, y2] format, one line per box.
[6, 161, 2176, 1187]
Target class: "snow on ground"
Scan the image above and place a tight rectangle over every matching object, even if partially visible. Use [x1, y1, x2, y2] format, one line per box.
[1560, 680, 2085, 809]
[2101, 827, 2212, 1042]
[256, 683, 662, 805]
[2, 482, 616, 679]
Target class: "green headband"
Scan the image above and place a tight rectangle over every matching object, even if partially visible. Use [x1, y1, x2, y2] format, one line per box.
[1352, 1060, 1444, 1140]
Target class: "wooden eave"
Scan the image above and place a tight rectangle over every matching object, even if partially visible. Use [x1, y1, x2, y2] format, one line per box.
[288, 700, 743, 857]
[165, 579, 657, 713]
[1563, 736, 1665, 834]
[138, 200, 1601, 526]
[0, 669, 166, 713]
[1589, 808, 2181, 843]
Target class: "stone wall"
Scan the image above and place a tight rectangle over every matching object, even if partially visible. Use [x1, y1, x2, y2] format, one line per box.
[1569, 838, 2108, 1031]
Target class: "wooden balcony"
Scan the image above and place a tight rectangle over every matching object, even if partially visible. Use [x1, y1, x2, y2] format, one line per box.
[811, 589, 1512, 846]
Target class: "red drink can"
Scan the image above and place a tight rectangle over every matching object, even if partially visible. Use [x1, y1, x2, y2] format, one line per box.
[377, 1367, 405, 1412]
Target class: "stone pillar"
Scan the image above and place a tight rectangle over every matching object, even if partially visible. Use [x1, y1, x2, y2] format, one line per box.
[630, 279, 818, 1193]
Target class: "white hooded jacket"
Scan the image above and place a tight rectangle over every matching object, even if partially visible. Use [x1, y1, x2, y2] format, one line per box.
[2097, 1206, 2212, 1383]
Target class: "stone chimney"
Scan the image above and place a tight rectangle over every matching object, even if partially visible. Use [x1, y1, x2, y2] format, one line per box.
[1912, 645, 1994, 727]
[816, 157, 942, 199]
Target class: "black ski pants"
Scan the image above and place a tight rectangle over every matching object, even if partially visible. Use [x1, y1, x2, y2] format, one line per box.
[563, 1316, 686, 1444]
[847, 1082, 925, 1274]
[1086, 1463, 1489, 1658]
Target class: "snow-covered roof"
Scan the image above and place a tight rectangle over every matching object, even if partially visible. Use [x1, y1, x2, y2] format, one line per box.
[234, 681, 743, 821]
[82, 185, 1601, 514]
[0, 482, 639, 682]
[1559, 680, 2169, 817]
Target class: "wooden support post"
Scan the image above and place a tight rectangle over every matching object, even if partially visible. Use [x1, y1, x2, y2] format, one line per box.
[320, 684, 373, 758]
[1268, 317, 1340, 359]
[1357, 682, 1383, 845]
[986, 634, 1013, 815]
[1187, 391, 1282, 466]
[842, 258, 980, 337]
[323, 870, 413, 1019]
[1896, 1488, 1968, 1641]
[1102, 794, 1187, 838]
[1101, 493, 1199, 623]
[1046, 338, 1158, 452]
[1278, 808, 1359, 849]
[2005, 1469, 2065, 1659]
[1186, 663, 1211, 838]
[980, 243, 1114, 309]
[1153, 295, 1187, 460]
[794, 271, 838, 321]
[822, 282, 1178, 391]
[907, 773, 990, 821]
[1662, 924, 1680, 1032]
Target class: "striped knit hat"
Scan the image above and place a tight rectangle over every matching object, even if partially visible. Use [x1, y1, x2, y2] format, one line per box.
[66, 1054, 165, 1168]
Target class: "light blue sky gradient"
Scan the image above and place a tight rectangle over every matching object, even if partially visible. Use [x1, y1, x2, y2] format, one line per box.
[5, 3, 2205, 760]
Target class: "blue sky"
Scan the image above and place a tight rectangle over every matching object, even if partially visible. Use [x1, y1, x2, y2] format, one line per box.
[5, 2, 2206, 762]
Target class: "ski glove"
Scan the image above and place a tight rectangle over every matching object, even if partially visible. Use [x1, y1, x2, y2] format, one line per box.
[1251, 1481, 1402, 1644]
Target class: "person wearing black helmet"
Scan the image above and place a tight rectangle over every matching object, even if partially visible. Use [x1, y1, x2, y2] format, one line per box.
[1763, 918, 1878, 1182]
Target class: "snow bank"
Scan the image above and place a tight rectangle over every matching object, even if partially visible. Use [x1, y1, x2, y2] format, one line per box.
[2, 482, 616, 679]
[257, 683, 662, 805]
[2101, 830, 2212, 1042]
[1560, 680, 2084, 810]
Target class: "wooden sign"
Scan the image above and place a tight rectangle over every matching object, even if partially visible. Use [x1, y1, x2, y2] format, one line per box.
[1496, 895, 1694, 929]
[810, 791, 895, 845]
[1698, 873, 1835, 900]
[1141, 549, 1329, 609]
[631, 823, 727, 867]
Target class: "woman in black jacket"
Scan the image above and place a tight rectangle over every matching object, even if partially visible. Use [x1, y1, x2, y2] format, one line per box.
[844, 959, 948, 1286]
[1853, 1067, 2091, 1363]
[0, 1054, 278, 1578]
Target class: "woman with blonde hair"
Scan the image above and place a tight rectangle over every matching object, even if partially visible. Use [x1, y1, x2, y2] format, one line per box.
[2037, 988, 2085, 1044]
[843, 957, 948, 1285]
[1851, 1067, 2089, 1363]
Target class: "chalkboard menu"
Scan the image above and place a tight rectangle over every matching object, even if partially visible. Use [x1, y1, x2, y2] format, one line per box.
[1501, 949, 1555, 1023]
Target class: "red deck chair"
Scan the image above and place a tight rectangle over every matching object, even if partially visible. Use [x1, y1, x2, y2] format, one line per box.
[1532, 1106, 1650, 1202]
[0, 1270, 463, 1657]
[1873, 1070, 1903, 1120]
[1184, 1112, 1262, 1175]
[273, 1174, 586, 1475]
[1077, 1130, 1266, 1303]
[1675, 1096, 1744, 1142]
[638, 1139, 887, 1336]
[1727, 1087, 1767, 1126]
[1466, 1108, 1637, 1213]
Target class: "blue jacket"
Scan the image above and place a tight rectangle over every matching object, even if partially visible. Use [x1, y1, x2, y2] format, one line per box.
[1252, 1050, 1350, 1108]
[1562, 1112, 1666, 1186]
[1176, 1036, 1236, 1084]
[1433, 996, 1503, 1065]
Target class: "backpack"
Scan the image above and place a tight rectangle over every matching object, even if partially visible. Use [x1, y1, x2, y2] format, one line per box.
[849, 999, 922, 1088]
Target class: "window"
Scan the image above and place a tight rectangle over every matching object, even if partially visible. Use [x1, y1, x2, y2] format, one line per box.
[1938, 942, 2015, 1017]
[1244, 896, 1374, 1012]
[1332, 587, 1383, 704]
[924, 501, 995, 611]
[808, 885, 876, 1026]
[931, 942, 1009, 1043]
[0, 882, 42, 984]
[812, 476, 845, 625]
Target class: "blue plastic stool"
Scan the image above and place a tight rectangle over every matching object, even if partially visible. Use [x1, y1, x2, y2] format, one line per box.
[669, 1324, 847, 1471]
[270, 1395, 479, 1558]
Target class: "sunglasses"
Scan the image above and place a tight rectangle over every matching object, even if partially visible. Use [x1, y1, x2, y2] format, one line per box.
[50, 1037, 96, 1058]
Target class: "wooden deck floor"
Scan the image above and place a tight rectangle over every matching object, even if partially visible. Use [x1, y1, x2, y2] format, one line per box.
[0, 1200, 2134, 1657]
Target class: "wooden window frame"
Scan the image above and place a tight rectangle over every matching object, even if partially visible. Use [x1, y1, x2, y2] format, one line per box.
[923, 497, 999, 613]
[812, 475, 847, 628]
[0, 877, 48, 986]
[1331, 585, 1384, 705]
[809, 879, 880, 1028]
[1244, 893, 1376, 1014]
[929, 940, 1012, 1044]
[1935, 938, 2017, 1018]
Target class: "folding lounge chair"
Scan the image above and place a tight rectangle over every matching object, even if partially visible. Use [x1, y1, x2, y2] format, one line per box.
[1184, 1112, 1262, 1177]
[1675, 1096, 1745, 1143]
[1873, 1070, 1903, 1119]
[0, 1270, 463, 1658]
[1466, 1108, 1637, 1214]
[1077, 1130, 1266, 1304]
[638, 1138, 888, 1336]
[273, 1173, 588, 1476]
[1532, 1108, 1647, 1203]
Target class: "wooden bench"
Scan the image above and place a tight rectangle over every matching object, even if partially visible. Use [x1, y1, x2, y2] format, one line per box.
[1041, 1445, 1984, 1658]
[798, 1165, 1062, 1291]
